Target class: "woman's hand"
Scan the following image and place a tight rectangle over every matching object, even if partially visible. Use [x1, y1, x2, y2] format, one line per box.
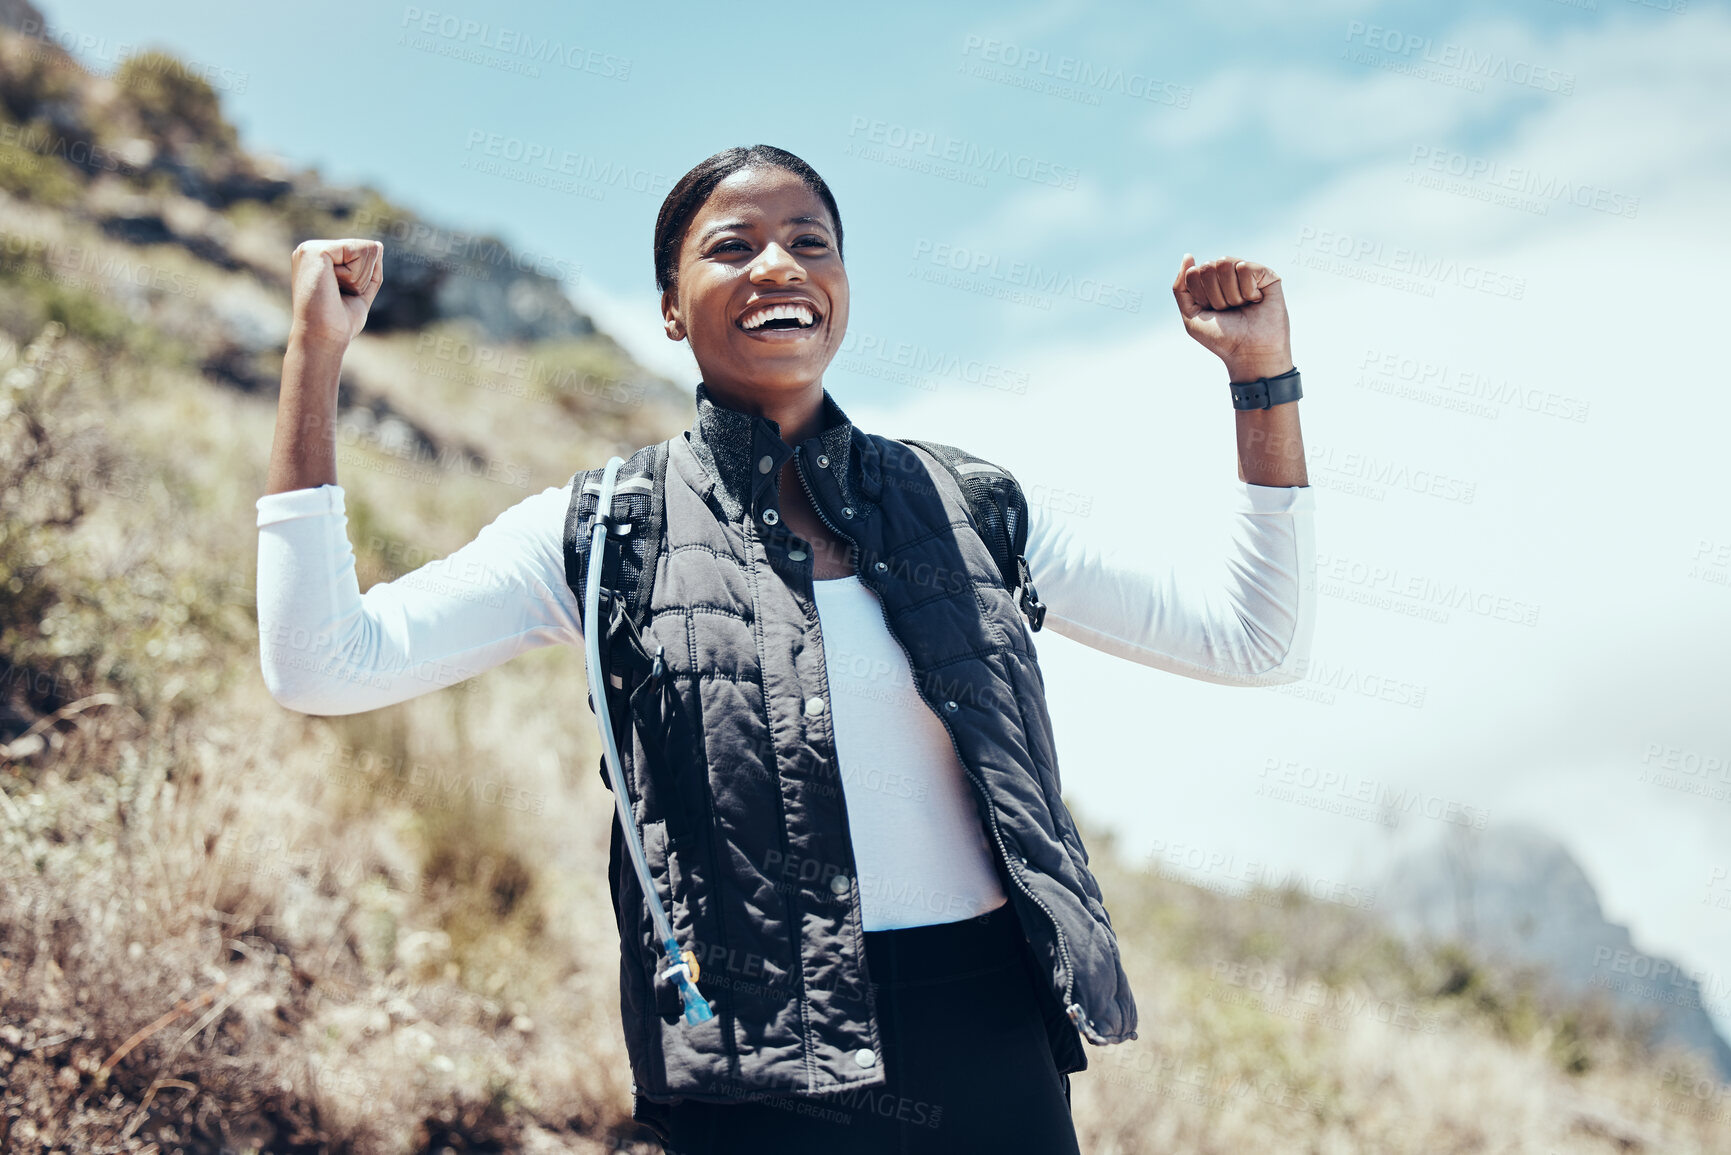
[289, 238, 385, 353]
[1171, 254, 1292, 383]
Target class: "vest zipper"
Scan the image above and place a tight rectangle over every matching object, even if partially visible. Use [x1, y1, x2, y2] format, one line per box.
[790, 444, 1087, 1033]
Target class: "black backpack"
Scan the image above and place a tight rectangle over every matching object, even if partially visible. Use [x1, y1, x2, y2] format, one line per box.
[563, 435, 1047, 792]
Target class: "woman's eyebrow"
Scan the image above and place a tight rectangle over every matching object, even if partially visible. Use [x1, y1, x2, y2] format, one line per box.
[697, 216, 830, 247]
[697, 220, 751, 246]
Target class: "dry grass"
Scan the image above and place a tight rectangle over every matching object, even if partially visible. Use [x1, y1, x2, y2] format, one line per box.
[0, 318, 668, 1152]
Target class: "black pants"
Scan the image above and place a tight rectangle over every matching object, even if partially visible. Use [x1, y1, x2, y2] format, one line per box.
[650, 899, 1081, 1154]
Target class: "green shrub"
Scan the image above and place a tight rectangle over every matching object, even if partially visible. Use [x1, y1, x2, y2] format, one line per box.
[113, 50, 237, 152]
[0, 128, 83, 205]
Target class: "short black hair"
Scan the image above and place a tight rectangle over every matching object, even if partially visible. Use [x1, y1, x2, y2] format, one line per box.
[653, 145, 843, 295]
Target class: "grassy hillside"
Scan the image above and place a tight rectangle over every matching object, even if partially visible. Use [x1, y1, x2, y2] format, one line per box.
[1, 19, 1728, 1155]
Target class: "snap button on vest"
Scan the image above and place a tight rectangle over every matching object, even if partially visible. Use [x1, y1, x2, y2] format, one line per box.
[789, 548, 807, 561]
[830, 873, 851, 895]
[757, 454, 774, 473]
[854, 1048, 877, 1068]
[761, 507, 779, 525]
[805, 695, 827, 716]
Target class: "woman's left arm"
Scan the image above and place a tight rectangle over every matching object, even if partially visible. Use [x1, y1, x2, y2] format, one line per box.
[1021, 254, 1314, 686]
[1024, 481, 1315, 686]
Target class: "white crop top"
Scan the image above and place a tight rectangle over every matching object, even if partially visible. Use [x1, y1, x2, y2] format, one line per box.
[810, 573, 1009, 930]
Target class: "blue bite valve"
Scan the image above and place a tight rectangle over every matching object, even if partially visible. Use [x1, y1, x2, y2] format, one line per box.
[680, 980, 715, 1025]
[659, 938, 714, 1024]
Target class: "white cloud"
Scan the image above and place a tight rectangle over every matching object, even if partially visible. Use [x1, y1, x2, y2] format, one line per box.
[872, 5, 1731, 1042]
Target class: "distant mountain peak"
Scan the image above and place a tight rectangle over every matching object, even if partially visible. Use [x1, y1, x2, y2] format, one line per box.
[1379, 822, 1731, 1080]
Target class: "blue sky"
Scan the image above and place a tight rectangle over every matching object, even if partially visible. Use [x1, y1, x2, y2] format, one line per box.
[41, 0, 1731, 1045]
[37, 0, 1666, 374]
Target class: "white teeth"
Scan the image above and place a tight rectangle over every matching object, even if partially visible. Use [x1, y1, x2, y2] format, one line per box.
[741, 302, 817, 330]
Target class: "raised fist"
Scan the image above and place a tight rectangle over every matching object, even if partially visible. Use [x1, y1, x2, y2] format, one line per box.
[1172, 254, 1292, 383]
[289, 239, 384, 351]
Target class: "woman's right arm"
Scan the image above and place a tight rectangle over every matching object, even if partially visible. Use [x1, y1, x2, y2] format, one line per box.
[267, 239, 383, 495]
[258, 238, 582, 714]
[256, 482, 582, 714]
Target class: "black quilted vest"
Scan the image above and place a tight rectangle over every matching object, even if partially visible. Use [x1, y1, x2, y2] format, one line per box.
[562, 383, 1137, 1121]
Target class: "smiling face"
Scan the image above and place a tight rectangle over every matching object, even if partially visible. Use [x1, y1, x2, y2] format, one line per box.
[660, 165, 849, 407]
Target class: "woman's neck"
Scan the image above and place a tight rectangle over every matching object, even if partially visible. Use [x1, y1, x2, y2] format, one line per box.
[702, 379, 826, 446]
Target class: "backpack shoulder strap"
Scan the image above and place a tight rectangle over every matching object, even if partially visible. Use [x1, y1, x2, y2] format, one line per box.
[562, 438, 671, 630]
[898, 438, 1046, 631]
[563, 439, 672, 793]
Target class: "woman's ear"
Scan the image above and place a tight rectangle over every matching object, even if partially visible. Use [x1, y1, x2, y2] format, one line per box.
[660, 289, 686, 342]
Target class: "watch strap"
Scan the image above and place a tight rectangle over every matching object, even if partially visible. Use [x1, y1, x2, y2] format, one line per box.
[1229, 367, 1302, 410]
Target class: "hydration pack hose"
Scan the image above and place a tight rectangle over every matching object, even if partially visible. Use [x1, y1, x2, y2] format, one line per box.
[583, 455, 714, 1026]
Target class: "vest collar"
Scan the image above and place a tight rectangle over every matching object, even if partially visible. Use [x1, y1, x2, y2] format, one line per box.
[683, 380, 866, 523]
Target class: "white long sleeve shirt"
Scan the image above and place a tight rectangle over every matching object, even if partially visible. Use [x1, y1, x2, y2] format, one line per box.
[256, 476, 1315, 929]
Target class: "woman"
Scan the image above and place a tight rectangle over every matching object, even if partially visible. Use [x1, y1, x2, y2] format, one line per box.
[257, 144, 1314, 1153]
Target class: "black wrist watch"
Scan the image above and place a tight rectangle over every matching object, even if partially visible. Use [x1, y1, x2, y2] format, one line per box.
[1229, 366, 1302, 410]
